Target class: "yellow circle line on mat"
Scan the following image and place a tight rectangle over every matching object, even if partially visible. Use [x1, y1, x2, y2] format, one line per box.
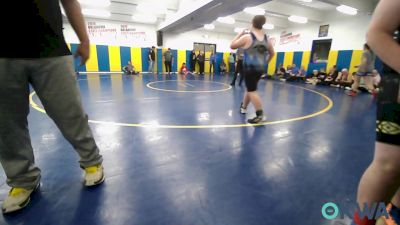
[29, 85, 333, 129]
[146, 80, 232, 93]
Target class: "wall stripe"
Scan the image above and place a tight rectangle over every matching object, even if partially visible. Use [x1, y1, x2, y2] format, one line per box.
[108, 46, 121, 72]
[223, 53, 230, 72]
[96, 45, 110, 72]
[70, 43, 87, 72]
[326, 50, 339, 72]
[186, 50, 192, 71]
[141, 48, 150, 72]
[205, 52, 211, 73]
[268, 54, 277, 75]
[86, 44, 99, 72]
[172, 49, 178, 72]
[283, 52, 294, 67]
[301, 51, 311, 71]
[216, 52, 224, 74]
[349, 50, 363, 74]
[336, 50, 353, 72]
[293, 52, 303, 68]
[120, 47, 131, 70]
[130, 47, 142, 72]
[157, 49, 163, 73]
[276, 52, 285, 69]
[178, 50, 186, 73]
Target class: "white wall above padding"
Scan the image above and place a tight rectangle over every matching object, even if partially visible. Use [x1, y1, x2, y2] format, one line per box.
[63, 19, 157, 47]
[267, 14, 371, 52]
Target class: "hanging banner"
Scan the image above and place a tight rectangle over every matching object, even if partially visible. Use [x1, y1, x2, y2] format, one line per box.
[279, 31, 301, 45]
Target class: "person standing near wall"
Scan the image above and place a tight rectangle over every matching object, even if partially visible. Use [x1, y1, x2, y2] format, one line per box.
[354, 0, 400, 224]
[209, 52, 216, 74]
[228, 53, 235, 74]
[163, 48, 173, 75]
[148, 46, 156, 73]
[190, 50, 197, 74]
[231, 48, 245, 86]
[0, 0, 104, 213]
[197, 51, 205, 75]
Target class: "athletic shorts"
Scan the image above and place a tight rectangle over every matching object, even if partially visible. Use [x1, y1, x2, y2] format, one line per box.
[244, 68, 263, 92]
[376, 72, 400, 146]
[356, 71, 372, 76]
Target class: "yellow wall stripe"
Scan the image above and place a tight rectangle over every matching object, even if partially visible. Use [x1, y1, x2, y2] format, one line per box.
[223, 53, 231, 72]
[130, 47, 142, 72]
[326, 50, 339, 72]
[268, 54, 277, 75]
[301, 51, 311, 71]
[108, 46, 122, 72]
[283, 52, 294, 67]
[205, 52, 211, 73]
[162, 48, 167, 73]
[349, 50, 363, 74]
[67, 44, 71, 51]
[86, 44, 99, 72]
[177, 50, 186, 72]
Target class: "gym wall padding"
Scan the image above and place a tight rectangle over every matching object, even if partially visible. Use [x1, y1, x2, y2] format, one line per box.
[68, 43, 381, 75]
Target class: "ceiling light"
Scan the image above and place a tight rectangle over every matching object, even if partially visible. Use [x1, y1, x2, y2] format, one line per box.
[299, 0, 312, 2]
[217, 16, 235, 24]
[204, 24, 215, 30]
[336, 5, 358, 15]
[82, 9, 111, 18]
[234, 27, 245, 33]
[288, 15, 308, 24]
[137, 3, 167, 14]
[243, 7, 265, 15]
[79, 0, 111, 7]
[263, 23, 274, 29]
[132, 14, 157, 24]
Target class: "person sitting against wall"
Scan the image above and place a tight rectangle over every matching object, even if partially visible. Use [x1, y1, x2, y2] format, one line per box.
[323, 65, 339, 86]
[331, 69, 352, 88]
[123, 61, 138, 75]
[316, 68, 328, 85]
[286, 64, 299, 82]
[306, 69, 319, 85]
[180, 63, 188, 75]
[220, 61, 227, 74]
[296, 66, 307, 81]
[275, 64, 286, 80]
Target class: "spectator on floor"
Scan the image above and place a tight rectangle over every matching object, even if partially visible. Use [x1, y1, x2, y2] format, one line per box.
[180, 63, 188, 75]
[123, 61, 137, 75]
[220, 61, 227, 74]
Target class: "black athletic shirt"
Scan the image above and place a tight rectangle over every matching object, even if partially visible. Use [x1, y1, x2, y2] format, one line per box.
[0, 0, 71, 58]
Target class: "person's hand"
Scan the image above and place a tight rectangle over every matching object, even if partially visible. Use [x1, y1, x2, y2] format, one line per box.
[75, 41, 90, 66]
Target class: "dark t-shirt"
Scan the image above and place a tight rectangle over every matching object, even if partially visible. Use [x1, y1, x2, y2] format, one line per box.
[197, 54, 205, 63]
[190, 52, 197, 62]
[1, 0, 71, 58]
[149, 49, 155, 61]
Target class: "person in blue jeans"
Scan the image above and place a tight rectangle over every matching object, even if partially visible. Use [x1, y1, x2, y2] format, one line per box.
[209, 52, 216, 74]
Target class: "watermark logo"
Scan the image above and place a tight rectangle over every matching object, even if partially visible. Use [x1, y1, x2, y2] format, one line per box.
[321, 202, 389, 224]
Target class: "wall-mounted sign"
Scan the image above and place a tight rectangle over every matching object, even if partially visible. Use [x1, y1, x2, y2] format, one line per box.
[279, 31, 301, 45]
[319, 25, 329, 37]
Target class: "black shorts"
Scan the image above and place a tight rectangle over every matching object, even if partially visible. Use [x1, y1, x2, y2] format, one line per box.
[244, 68, 263, 92]
[376, 73, 400, 146]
